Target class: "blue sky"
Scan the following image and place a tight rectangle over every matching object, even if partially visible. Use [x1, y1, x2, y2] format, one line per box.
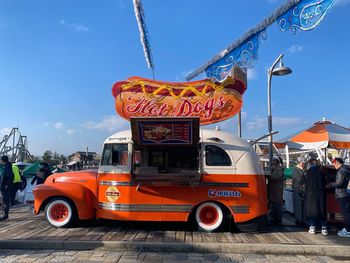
[0, 0, 349, 155]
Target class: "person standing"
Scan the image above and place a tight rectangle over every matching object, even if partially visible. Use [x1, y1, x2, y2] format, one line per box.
[267, 157, 284, 225]
[326, 158, 350, 237]
[31, 162, 52, 186]
[0, 156, 14, 221]
[11, 164, 22, 206]
[292, 157, 305, 226]
[41, 162, 52, 179]
[302, 158, 328, 235]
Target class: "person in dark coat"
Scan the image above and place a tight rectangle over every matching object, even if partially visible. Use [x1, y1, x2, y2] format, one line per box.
[267, 157, 284, 225]
[0, 156, 14, 221]
[30, 162, 52, 186]
[326, 158, 350, 237]
[292, 156, 305, 226]
[301, 158, 327, 235]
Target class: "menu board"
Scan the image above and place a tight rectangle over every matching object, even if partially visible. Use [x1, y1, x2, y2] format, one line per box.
[138, 121, 192, 144]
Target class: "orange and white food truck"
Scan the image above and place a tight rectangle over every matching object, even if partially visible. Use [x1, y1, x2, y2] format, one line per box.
[33, 76, 268, 232]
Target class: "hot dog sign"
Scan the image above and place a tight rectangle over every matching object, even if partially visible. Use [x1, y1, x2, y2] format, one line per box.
[112, 76, 246, 125]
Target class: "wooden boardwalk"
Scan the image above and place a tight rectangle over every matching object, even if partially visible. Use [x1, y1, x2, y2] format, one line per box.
[1, 205, 350, 247]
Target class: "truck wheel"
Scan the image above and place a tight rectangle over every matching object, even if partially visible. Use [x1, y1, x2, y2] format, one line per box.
[45, 198, 75, 228]
[195, 202, 224, 232]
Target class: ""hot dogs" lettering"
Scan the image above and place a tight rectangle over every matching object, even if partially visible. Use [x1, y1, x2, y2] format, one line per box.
[177, 97, 225, 118]
[126, 96, 226, 119]
[127, 98, 168, 116]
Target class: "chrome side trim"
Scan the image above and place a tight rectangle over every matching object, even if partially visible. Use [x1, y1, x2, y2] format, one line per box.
[200, 182, 249, 188]
[99, 181, 131, 186]
[98, 170, 130, 174]
[99, 181, 249, 188]
[231, 205, 250, 214]
[99, 202, 192, 212]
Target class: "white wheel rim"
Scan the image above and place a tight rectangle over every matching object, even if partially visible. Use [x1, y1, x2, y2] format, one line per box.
[46, 200, 72, 227]
[195, 202, 223, 231]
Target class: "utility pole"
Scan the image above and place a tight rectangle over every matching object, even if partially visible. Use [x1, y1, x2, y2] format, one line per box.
[230, 65, 247, 138]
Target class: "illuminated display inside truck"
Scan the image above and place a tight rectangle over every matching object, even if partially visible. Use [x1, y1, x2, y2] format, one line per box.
[138, 121, 192, 144]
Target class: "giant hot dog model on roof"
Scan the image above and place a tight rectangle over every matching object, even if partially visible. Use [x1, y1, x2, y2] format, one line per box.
[112, 76, 246, 125]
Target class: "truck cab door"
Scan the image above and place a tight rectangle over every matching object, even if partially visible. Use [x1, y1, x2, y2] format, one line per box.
[129, 180, 162, 221]
[97, 143, 132, 220]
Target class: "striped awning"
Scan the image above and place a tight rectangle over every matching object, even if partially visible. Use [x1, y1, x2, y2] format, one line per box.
[275, 120, 350, 150]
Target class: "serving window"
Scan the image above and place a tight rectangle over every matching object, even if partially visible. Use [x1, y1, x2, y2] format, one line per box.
[132, 146, 199, 180]
[130, 117, 200, 181]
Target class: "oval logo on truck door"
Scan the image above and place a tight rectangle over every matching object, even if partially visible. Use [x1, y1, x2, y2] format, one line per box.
[106, 186, 120, 202]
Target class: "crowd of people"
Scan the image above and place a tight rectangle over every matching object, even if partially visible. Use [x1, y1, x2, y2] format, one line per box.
[266, 155, 350, 237]
[0, 156, 52, 221]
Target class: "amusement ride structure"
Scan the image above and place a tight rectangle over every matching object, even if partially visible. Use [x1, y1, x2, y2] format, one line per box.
[0, 128, 32, 162]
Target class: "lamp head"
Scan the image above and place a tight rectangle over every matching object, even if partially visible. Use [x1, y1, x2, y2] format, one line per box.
[272, 60, 292, 76]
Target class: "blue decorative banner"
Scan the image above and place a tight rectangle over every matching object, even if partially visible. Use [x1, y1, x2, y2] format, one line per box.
[205, 31, 267, 82]
[186, 0, 336, 82]
[278, 0, 336, 34]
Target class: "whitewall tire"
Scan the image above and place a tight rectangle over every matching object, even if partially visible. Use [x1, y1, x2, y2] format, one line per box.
[45, 198, 75, 228]
[195, 202, 224, 232]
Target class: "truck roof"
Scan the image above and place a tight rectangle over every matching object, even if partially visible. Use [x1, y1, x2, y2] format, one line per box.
[104, 129, 250, 148]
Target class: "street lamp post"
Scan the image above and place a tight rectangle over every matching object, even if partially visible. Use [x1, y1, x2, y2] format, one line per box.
[267, 54, 292, 172]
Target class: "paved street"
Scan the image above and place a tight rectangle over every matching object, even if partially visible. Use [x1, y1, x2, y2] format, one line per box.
[0, 249, 349, 263]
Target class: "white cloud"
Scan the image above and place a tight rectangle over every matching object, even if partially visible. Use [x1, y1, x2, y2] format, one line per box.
[72, 24, 89, 32]
[288, 44, 303, 54]
[83, 115, 128, 132]
[43, 122, 49, 127]
[67, 129, 76, 135]
[247, 116, 266, 131]
[274, 117, 302, 126]
[241, 111, 248, 120]
[335, 0, 350, 7]
[54, 122, 64, 130]
[59, 19, 89, 32]
[0, 128, 12, 137]
[247, 69, 257, 80]
[246, 116, 302, 131]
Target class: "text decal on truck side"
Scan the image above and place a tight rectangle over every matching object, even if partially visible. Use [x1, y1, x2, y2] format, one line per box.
[208, 189, 241, 198]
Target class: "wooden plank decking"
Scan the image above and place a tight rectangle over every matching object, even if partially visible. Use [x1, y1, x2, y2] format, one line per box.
[1, 206, 350, 247]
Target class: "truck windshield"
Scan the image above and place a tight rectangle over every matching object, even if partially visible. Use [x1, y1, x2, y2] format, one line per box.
[101, 144, 128, 166]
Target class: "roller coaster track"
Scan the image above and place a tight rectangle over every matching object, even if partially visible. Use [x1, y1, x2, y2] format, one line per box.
[0, 128, 33, 162]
